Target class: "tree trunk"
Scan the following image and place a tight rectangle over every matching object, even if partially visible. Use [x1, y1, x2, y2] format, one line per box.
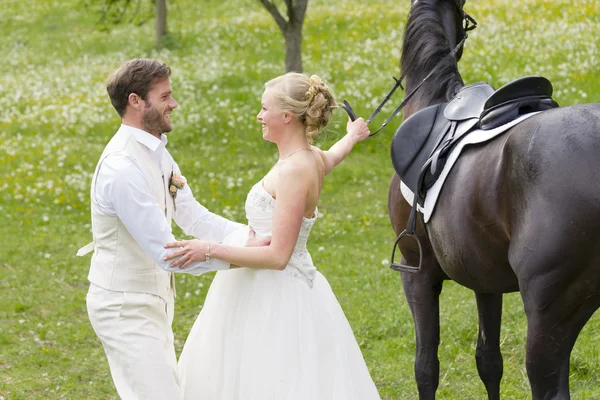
[285, 22, 303, 73]
[156, 0, 167, 46]
[259, 0, 308, 73]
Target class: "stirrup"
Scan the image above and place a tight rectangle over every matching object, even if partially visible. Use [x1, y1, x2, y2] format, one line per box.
[390, 230, 423, 273]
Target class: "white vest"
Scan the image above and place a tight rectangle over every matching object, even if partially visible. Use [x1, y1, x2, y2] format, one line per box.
[87, 129, 175, 301]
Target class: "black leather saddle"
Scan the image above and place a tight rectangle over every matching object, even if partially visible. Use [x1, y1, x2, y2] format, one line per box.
[391, 76, 558, 207]
[480, 76, 557, 130]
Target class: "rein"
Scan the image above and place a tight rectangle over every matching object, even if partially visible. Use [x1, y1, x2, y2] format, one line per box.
[340, 3, 477, 137]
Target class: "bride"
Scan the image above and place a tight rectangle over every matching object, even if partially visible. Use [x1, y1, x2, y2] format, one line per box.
[165, 72, 381, 399]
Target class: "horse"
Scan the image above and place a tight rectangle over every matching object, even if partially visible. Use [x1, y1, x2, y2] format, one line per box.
[385, 1, 600, 399]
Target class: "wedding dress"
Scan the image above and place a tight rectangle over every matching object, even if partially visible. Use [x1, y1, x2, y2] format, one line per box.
[178, 180, 381, 399]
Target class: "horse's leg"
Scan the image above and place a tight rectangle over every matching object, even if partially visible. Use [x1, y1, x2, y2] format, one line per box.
[522, 295, 598, 400]
[509, 207, 600, 399]
[474, 292, 503, 400]
[389, 173, 446, 399]
[401, 264, 444, 400]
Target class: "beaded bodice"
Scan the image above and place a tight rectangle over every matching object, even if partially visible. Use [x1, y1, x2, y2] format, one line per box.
[245, 180, 318, 287]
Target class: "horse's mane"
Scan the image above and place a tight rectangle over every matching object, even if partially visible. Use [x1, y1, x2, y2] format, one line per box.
[400, 0, 464, 105]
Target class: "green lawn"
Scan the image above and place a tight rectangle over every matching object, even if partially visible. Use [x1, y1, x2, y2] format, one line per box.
[1, 0, 599, 398]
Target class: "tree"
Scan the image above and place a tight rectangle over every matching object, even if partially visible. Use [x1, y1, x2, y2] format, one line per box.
[259, 0, 309, 73]
[155, 0, 167, 45]
[85, 0, 168, 46]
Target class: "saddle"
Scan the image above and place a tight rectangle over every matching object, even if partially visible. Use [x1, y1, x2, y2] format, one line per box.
[391, 76, 558, 207]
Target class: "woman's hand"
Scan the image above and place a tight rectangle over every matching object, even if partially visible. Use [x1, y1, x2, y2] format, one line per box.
[346, 117, 370, 143]
[246, 226, 271, 247]
[164, 239, 209, 269]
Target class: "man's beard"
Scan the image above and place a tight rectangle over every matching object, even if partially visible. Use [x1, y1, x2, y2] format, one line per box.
[142, 101, 172, 136]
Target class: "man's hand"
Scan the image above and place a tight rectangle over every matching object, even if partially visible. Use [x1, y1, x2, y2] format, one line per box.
[245, 226, 271, 248]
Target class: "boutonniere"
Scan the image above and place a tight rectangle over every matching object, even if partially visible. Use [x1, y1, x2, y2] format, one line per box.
[169, 171, 186, 211]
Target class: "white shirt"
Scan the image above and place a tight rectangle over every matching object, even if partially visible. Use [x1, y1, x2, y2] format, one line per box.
[94, 124, 242, 275]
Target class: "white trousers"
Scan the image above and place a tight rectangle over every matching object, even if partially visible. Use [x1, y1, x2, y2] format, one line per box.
[86, 283, 180, 400]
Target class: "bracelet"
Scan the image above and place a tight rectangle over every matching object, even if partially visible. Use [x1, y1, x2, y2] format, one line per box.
[205, 244, 211, 264]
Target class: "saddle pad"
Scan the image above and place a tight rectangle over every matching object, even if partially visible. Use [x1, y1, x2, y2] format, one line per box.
[400, 111, 541, 223]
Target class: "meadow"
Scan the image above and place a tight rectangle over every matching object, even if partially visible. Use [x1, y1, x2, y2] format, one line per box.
[1, 0, 599, 398]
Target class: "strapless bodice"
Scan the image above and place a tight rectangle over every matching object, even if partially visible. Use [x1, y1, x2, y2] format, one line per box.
[244, 180, 317, 287]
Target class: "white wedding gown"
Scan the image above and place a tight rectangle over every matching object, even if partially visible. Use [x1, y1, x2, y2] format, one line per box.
[178, 180, 381, 400]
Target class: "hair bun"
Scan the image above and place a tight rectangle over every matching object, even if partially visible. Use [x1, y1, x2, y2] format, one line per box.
[306, 86, 318, 100]
[305, 75, 325, 101]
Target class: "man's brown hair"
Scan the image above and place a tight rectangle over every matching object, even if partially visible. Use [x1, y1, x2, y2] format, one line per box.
[106, 58, 171, 117]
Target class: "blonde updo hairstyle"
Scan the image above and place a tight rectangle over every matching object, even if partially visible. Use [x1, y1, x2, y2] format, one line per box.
[265, 73, 337, 143]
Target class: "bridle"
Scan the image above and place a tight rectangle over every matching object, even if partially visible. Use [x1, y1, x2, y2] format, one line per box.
[339, 0, 477, 136]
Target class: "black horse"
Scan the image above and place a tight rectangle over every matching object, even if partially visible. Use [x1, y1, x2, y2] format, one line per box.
[387, 1, 600, 399]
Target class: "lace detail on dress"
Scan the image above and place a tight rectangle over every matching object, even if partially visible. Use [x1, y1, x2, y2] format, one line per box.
[293, 249, 307, 258]
[283, 267, 316, 288]
[246, 186, 275, 213]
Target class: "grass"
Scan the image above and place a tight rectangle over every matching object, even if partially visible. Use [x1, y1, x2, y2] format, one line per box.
[1, 0, 599, 398]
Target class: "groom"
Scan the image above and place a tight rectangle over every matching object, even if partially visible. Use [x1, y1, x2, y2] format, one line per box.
[80, 58, 254, 399]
